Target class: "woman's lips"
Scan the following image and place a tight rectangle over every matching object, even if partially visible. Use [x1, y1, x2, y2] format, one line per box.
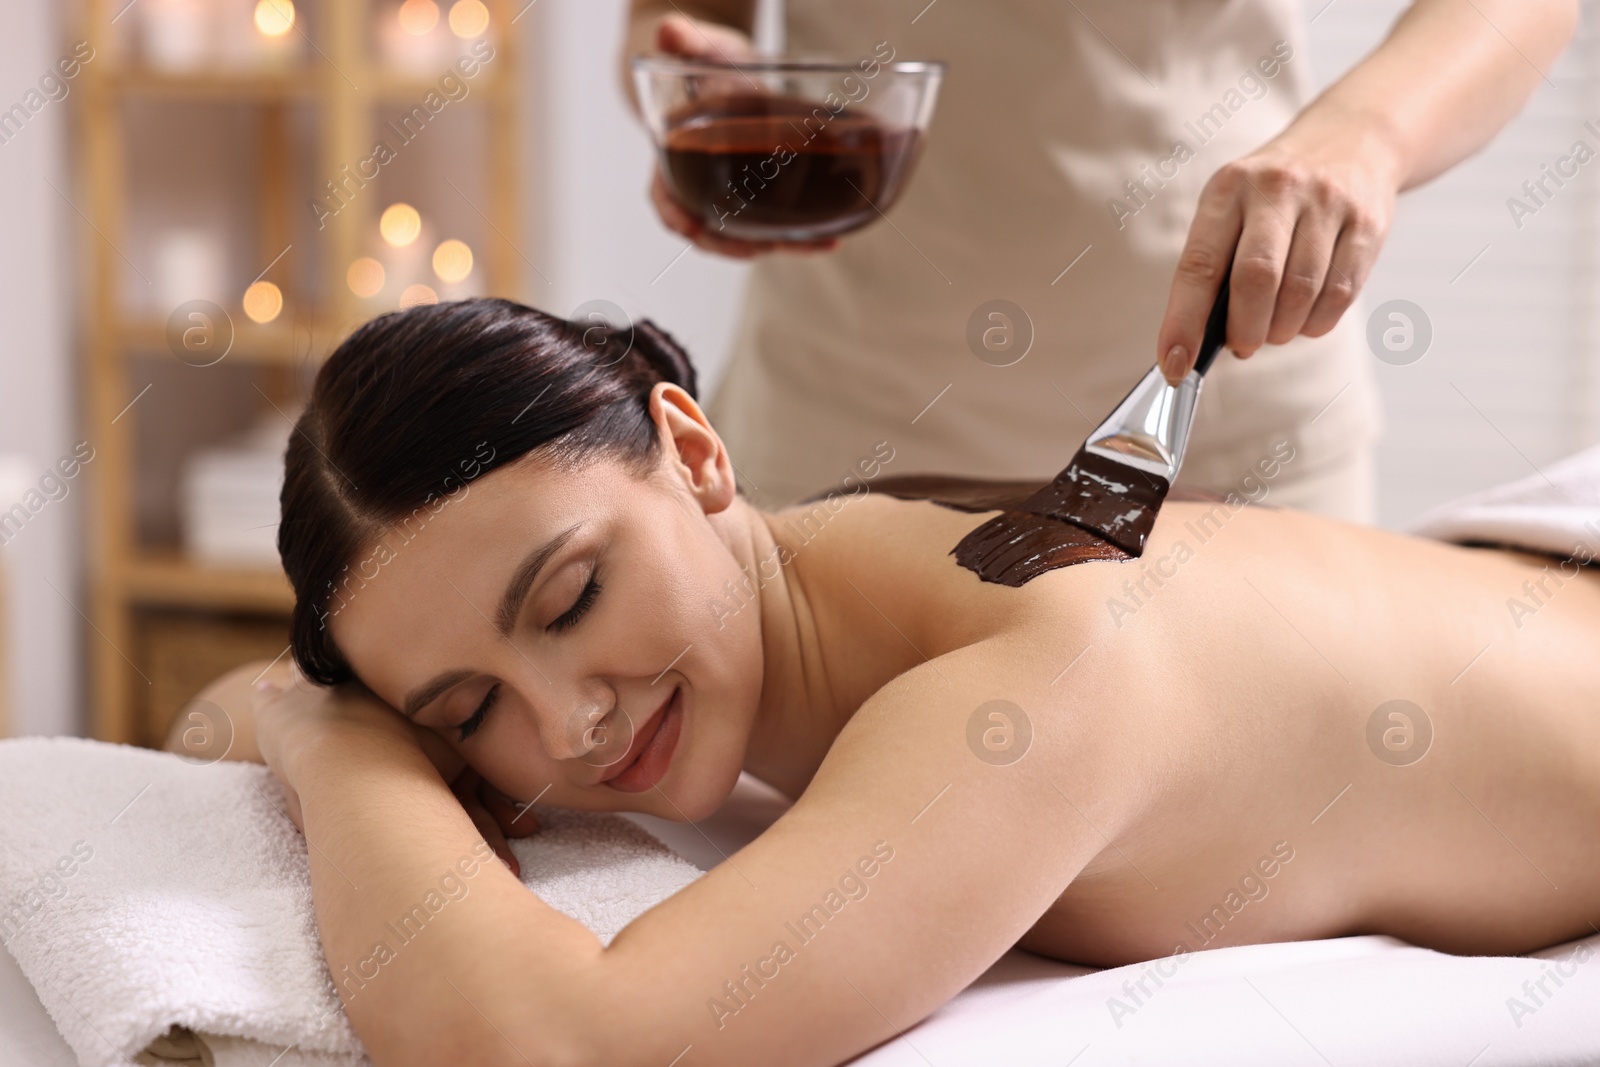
[603, 687, 683, 793]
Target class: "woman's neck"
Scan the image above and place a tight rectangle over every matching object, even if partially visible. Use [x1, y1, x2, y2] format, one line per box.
[716, 499, 857, 800]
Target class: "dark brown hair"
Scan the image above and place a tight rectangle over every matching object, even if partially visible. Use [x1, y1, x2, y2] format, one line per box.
[279, 297, 698, 685]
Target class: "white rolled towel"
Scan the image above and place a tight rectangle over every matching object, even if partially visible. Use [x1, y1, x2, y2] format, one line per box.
[0, 737, 703, 1067]
[1406, 440, 1600, 559]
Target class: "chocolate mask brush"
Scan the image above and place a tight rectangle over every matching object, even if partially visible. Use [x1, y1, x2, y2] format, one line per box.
[1007, 278, 1232, 558]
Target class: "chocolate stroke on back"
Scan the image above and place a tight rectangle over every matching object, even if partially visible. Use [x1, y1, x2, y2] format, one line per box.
[802, 474, 1227, 587]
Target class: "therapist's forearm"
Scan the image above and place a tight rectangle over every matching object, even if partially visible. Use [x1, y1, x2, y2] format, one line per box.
[290, 726, 604, 1067]
[620, 0, 756, 112]
[1295, 0, 1578, 190]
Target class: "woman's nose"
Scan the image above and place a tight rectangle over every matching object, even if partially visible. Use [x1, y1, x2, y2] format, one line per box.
[562, 699, 638, 772]
[529, 695, 633, 767]
[524, 695, 595, 761]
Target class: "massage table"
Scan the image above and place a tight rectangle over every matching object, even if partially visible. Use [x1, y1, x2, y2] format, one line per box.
[2, 768, 1597, 1066]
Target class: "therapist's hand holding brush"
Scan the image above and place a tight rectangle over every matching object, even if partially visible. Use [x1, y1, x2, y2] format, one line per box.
[1156, 0, 1578, 385]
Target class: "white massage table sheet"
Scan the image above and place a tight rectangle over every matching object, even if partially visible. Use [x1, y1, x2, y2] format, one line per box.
[634, 776, 1600, 1065]
[2, 774, 1595, 1066]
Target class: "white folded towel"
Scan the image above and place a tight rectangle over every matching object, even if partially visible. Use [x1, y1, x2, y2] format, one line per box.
[0, 736, 702, 1067]
[1406, 440, 1600, 559]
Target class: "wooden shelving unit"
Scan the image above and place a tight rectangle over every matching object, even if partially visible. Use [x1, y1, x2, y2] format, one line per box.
[75, 0, 521, 744]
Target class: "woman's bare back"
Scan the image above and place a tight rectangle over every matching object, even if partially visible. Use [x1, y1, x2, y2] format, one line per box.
[776, 483, 1600, 967]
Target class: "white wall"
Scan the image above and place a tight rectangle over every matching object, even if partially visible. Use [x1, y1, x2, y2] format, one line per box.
[0, 1, 81, 736]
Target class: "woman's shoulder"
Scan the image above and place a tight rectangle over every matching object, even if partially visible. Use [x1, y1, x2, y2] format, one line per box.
[768, 477, 1327, 657]
[773, 477, 1012, 592]
[770, 478, 1106, 652]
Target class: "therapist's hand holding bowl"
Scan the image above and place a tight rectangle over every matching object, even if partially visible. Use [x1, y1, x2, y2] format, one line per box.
[642, 16, 783, 259]
[636, 14, 942, 259]
[642, 14, 831, 259]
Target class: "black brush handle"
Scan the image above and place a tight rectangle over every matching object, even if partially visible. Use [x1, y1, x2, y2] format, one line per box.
[1192, 272, 1232, 379]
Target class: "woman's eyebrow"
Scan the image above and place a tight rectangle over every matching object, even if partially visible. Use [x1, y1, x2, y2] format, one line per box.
[400, 524, 583, 718]
[495, 523, 582, 637]
[402, 669, 476, 720]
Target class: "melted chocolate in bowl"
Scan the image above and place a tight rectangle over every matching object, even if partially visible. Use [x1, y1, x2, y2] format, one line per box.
[661, 92, 924, 240]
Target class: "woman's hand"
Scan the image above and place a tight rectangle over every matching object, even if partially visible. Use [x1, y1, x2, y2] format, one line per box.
[249, 665, 411, 835]
[1156, 111, 1403, 385]
[644, 13, 839, 259]
[445, 766, 540, 878]
[250, 662, 539, 876]
[163, 660, 271, 764]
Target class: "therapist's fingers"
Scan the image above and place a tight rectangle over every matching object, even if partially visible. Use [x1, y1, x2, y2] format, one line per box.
[655, 12, 756, 63]
[650, 169, 713, 241]
[650, 170, 770, 258]
[1159, 154, 1392, 378]
[1156, 171, 1243, 384]
[650, 169, 840, 259]
[1302, 213, 1382, 338]
[1265, 212, 1338, 346]
[1226, 178, 1300, 359]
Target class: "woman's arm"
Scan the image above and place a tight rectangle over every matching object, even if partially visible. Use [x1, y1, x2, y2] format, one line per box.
[275, 703, 599, 1067]
[1158, 0, 1580, 381]
[267, 640, 1131, 1067]
[165, 661, 537, 873]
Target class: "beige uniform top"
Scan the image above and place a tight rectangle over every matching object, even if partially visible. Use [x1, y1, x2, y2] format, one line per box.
[706, 0, 1382, 513]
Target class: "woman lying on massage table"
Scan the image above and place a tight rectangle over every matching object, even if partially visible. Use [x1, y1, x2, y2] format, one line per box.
[172, 298, 1600, 1067]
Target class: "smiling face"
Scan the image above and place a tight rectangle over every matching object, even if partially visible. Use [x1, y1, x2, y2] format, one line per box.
[327, 386, 766, 822]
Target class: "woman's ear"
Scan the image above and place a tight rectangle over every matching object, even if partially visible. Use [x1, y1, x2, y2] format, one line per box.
[647, 382, 737, 513]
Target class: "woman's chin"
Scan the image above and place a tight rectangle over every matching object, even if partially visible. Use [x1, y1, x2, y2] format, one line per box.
[649, 748, 748, 823]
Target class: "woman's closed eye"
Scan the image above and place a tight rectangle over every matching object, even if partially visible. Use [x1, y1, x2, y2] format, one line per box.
[450, 567, 600, 740]
[457, 683, 500, 742]
[548, 567, 602, 633]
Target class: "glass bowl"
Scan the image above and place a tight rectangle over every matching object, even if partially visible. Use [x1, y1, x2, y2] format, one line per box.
[632, 55, 945, 242]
